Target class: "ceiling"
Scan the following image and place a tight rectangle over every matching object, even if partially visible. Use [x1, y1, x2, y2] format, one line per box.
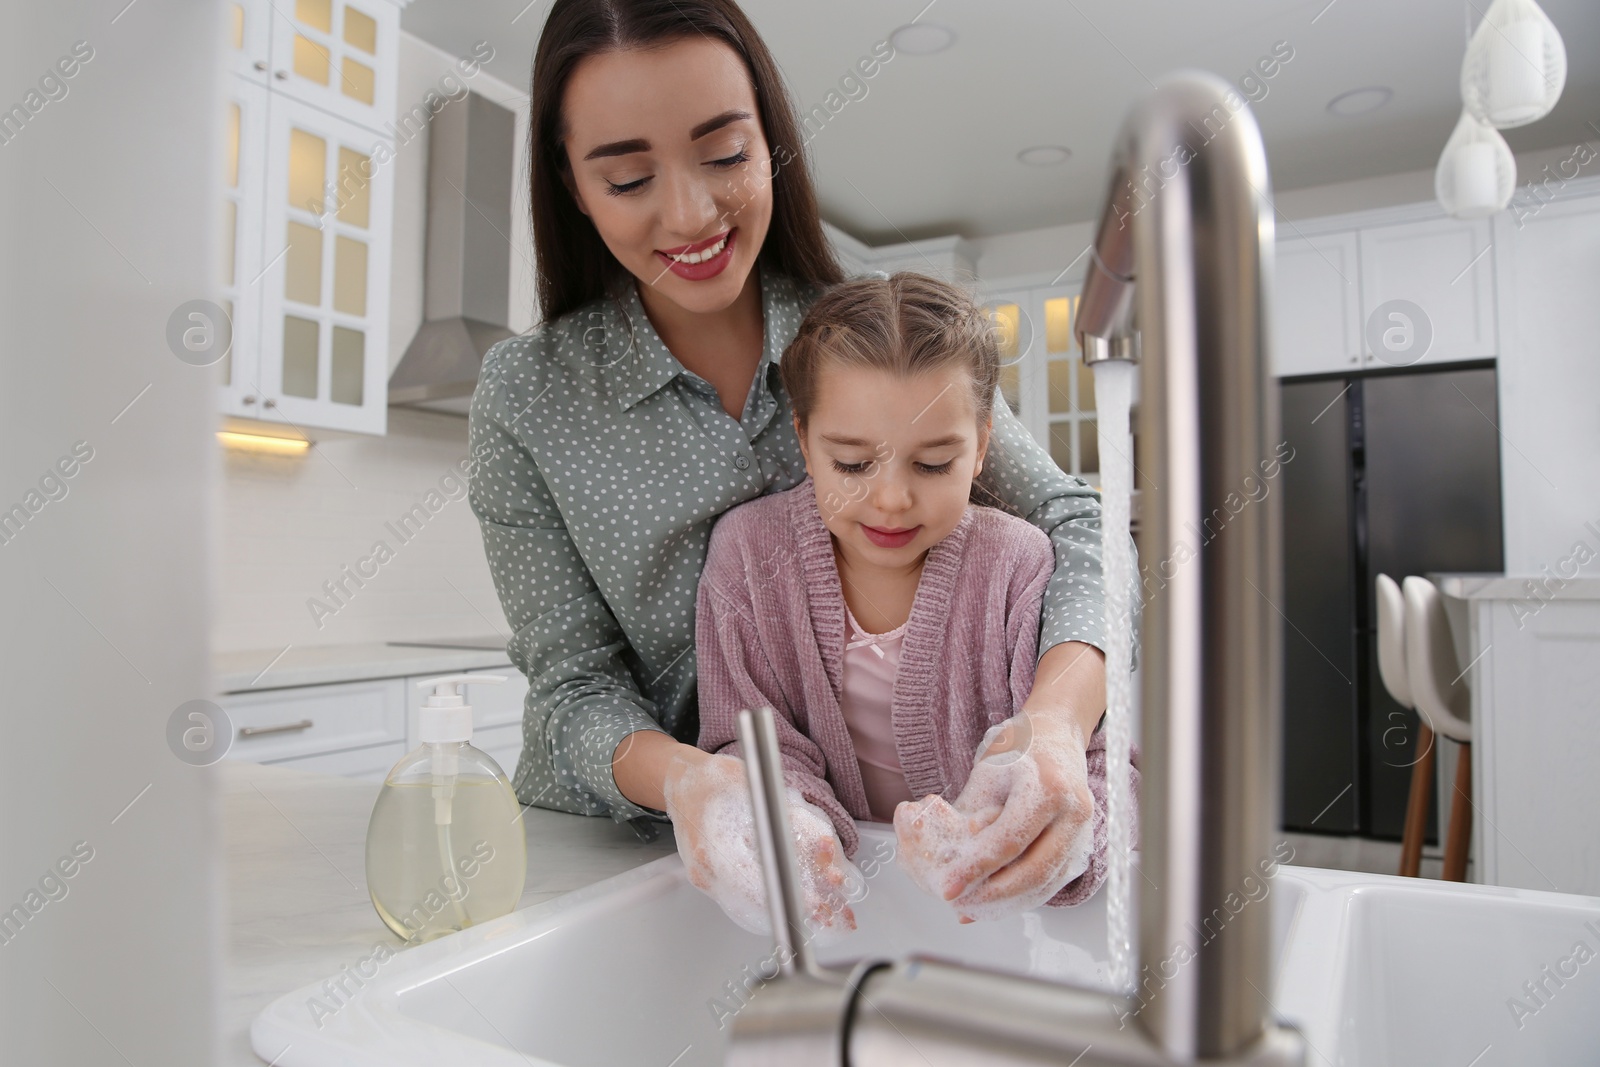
[401, 0, 1600, 243]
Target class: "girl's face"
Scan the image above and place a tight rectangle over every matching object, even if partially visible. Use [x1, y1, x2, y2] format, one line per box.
[560, 38, 774, 317]
[796, 362, 992, 572]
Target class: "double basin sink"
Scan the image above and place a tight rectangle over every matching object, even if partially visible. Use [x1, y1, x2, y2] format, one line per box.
[253, 824, 1600, 1066]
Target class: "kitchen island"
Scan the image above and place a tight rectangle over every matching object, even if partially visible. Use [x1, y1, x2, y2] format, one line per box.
[221, 760, 678, 1066]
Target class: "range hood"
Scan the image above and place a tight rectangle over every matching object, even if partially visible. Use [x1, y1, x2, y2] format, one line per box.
[389, 91, 516, 415]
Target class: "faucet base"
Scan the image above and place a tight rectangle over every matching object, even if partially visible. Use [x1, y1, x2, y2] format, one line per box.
[845, 956, 1307, 1067]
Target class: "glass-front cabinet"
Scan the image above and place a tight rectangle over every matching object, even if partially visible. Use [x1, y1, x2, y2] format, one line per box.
[220, 0, 407, 436]
[255, 92, 394, 433]
[982, 284, 1117, 482]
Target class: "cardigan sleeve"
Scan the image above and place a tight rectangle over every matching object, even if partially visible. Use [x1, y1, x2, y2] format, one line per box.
[979, 389, 1142, 668]
[468, 348, 671, 826]
[991, 522, 1135, 908]
[694, 559, 862, 861]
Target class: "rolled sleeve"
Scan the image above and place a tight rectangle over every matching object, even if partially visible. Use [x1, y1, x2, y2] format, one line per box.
[469, 354, 669, 825]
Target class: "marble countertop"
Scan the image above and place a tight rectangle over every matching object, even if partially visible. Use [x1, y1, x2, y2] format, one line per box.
[1430, 572, 1600, 600]
[221, 760, 678, 1066]
[214, 641, 515, 693]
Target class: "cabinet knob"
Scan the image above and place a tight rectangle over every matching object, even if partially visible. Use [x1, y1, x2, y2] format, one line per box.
[1350, 355, 1359, 364]
[253, 60, 267, 72]
[274, 69, 288, 80]
[242, 395, 257, 405]
[263, 398, 277, 409]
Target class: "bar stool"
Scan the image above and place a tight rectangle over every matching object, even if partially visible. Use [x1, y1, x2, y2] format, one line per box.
[1376, 574, 1434, 878]
[1403, 576, 1474, 882]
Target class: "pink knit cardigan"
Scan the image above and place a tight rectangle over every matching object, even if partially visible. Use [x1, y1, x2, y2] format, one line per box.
[694, 476, 1135, 906]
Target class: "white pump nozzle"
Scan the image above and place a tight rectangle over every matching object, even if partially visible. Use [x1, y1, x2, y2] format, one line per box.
[417, 674, 506, 744]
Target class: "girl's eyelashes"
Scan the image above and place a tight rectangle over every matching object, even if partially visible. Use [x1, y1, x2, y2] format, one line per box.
[828, 459, 955, 476]
[602, 148, 751, 198]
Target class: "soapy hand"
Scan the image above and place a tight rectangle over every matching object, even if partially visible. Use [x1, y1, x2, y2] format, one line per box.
[894, 712, 1095, 922]
[663, 752, 860, 941]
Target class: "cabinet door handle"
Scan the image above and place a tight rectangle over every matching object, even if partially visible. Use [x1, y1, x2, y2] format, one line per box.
[253, 60, 267, 72]
[239, 719, 314, 737]
[242, 395, 257, 405]
[263, 398, 277, 409]
[275, 70, 288, 80]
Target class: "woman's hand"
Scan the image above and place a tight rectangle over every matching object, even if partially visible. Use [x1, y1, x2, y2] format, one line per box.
[662, 752, 858, 937]
[895, 710, 1095, 922]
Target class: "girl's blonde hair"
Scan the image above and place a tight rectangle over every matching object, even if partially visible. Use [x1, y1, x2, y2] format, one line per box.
[781, 271, 1012, 510]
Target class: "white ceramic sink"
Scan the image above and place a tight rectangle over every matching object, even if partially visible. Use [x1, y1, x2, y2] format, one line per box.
[252, 825, 1600, 1066]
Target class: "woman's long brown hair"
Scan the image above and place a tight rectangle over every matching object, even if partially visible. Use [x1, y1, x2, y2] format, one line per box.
[528, 0, 844, 324]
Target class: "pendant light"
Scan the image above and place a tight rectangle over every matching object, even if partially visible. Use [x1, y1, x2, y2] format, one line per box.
[1460, 0, 1566, 128]
[1435, 110, 1516, 218]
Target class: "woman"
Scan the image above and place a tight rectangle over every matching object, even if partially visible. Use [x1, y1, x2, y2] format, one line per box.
[468, 0, 1111, 913]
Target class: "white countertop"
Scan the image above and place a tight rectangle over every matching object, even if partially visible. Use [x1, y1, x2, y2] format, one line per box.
[221, 760, 678, 1066]
[214, 642, 515, 693]
[1430, 572, 1600, 600]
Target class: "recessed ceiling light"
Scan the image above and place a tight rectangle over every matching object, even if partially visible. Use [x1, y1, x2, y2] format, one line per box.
[1326, 86, 1393, 117]
[1017, 145, 1073, 166]
[889, 23, 956, 55]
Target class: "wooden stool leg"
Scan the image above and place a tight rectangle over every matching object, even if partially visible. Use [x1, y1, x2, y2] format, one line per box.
[1399, 721, 1435, 878]
[1443, 741, 1473, 882]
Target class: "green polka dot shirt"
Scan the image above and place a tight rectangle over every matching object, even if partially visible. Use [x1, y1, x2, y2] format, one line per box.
[467, 266, 1109, 828]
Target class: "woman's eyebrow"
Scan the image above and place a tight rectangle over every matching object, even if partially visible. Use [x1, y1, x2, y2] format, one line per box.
[582, 109, 753, 162]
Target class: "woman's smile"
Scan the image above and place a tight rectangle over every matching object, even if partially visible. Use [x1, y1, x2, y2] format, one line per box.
[655, 227, 737, 280]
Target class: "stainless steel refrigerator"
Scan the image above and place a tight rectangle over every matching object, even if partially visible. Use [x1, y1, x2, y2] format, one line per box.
[1279, 363, 1503, 839]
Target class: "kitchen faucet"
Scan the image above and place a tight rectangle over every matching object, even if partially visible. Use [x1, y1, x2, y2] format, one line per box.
[725, 70, 1302, 1066]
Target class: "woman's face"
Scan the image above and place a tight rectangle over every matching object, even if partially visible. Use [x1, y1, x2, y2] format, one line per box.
[796, 362, 992, 573]
[560, 38, 774, 316]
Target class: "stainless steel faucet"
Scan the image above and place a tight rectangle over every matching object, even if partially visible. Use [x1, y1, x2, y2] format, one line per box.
[726, 70, 1302, 1067]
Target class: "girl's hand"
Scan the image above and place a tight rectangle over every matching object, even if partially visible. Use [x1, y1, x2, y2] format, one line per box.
[663, 753, 858, 938]
[895, 711, 1094, 922]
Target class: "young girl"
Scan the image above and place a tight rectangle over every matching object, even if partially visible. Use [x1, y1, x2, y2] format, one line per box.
[677, 273, 1137, 932]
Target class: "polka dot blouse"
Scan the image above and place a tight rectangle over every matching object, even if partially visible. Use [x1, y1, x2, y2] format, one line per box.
[467, 266, 1110, 828]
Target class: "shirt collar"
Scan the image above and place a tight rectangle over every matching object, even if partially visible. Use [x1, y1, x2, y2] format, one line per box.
[609, 265, 803, 413]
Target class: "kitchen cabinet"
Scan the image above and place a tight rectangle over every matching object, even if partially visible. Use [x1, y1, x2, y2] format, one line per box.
[222, 677, 407, 781]
[251, 90, 395, 433]
[220, 0, 408, 436]
[1358, 216, 1497, 366]
[222, 666, 527, 784]
[978, 283, 1112, 480]
[219, 77, 269, 416]
[1272, 231, 1362, 376]
[264, 0, 403, 132]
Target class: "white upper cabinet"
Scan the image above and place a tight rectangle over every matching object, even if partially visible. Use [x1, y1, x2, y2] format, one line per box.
[228, 0, 274, 86]
[254, 92, 395, 434]
[1358, 216, 1497, 366]
[218, 77, 269, 417]
[265, 0, 402, 133]
[221, 0, 406, 436]
[1272, 231, 1362, 377]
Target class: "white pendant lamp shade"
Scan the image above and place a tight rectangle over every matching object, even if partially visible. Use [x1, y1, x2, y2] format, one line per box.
[1460, 0, 1566, 128]
[1435, 110, 1516, 218]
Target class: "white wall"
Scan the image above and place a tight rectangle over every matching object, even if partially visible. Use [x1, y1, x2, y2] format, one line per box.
[1, 5, 221, 1061]
[214, 407, 508, 652]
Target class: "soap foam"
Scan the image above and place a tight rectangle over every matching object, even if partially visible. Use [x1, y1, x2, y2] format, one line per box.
[688, 783, 859, 946]
[895, 736, 1093, 923]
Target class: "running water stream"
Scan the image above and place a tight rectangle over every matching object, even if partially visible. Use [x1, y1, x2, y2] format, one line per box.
[1091, 358, 1136, 993]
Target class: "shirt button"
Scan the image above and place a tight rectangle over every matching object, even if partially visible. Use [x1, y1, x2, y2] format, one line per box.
[733, 454, 750, 470]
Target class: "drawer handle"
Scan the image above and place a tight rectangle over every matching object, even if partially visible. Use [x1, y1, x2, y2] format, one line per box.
[239, 719, 314, 737]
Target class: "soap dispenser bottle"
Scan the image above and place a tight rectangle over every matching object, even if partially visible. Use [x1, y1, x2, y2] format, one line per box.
[365, 674, 527, 943]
